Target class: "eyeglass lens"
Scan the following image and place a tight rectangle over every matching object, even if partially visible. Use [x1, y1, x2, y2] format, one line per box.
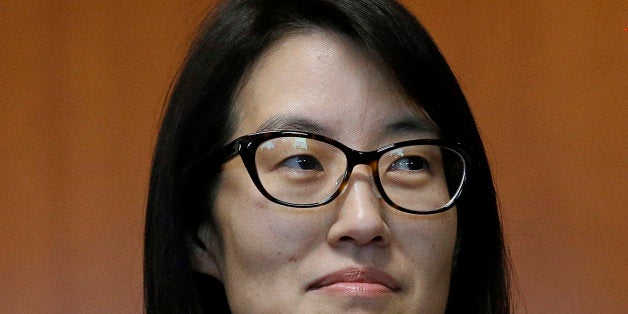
[254, 136, 465, 212]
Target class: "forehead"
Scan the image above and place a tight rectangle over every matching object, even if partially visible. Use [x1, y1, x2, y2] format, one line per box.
[233, 31, 438, 147]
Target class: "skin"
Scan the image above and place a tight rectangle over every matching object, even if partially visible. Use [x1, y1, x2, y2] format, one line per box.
[192, 31, 457, 313]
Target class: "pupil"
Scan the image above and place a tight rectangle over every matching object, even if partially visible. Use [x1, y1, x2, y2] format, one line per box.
[403, 158, 424, 170]
[297, 156, 317, 169]
[406, 160, 418, 170]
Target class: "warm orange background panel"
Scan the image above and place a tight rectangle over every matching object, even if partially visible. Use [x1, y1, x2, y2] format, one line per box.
[1, 1, 626, 313]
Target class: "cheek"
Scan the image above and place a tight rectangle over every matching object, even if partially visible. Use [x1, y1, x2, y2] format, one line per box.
[395, 208, 457, 280]
[212, 164, 325, 278]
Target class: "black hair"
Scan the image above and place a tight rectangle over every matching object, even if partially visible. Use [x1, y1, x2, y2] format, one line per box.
[145, 0, 510, 312]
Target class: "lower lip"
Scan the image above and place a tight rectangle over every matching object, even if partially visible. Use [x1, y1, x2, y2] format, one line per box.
[317, 282, 393, 296]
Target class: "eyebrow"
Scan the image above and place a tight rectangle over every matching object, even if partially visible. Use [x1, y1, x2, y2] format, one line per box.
[384, 117, 440, 138]
[256, 113, 439, 139]
[256, 115, 334, 136]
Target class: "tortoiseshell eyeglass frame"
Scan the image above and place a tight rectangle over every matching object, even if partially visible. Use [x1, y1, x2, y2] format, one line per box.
[206, 130, 469, 215]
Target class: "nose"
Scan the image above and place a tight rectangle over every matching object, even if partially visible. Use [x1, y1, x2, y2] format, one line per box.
[327, 165, 391, 247]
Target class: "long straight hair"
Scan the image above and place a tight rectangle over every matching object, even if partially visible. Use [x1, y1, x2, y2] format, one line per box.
[145, 0, 510, 312]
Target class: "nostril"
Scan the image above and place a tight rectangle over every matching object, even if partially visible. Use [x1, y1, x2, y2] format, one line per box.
[338, 235, 383, 242]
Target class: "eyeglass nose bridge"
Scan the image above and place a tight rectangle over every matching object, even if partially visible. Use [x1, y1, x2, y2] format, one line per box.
[336, 149, 384, 199]
[346, 149, 380, 168]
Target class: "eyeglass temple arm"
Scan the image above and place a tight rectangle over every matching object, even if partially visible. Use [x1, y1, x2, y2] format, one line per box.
[177, 139, 240, 177]
[213, 139, 240, 163]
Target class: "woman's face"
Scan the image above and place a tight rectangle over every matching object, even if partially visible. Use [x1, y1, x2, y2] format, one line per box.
[194, 31, 457, 313]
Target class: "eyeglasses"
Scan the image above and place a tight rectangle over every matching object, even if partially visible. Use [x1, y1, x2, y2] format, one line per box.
[210, 131, 468, 215]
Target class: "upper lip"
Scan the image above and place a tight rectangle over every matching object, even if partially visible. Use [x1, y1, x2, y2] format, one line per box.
[307, 267, 401, 291]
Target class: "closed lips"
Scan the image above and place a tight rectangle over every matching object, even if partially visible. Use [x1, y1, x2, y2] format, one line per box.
[307, 268, 401, 292]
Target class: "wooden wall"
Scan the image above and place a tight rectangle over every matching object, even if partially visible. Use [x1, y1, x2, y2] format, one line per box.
[1, 1, 625, 312]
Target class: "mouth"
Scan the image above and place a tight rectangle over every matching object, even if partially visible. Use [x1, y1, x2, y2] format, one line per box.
[307, 268, 401, 296]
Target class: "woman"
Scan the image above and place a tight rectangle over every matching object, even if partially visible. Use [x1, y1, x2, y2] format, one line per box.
[145, 0, 510, 312]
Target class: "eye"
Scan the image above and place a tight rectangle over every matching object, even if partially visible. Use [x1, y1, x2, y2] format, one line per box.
[387, 156, 428, 172]
[280, 155, 324, 171]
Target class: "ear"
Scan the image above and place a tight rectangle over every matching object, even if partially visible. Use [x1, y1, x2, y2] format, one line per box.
[188, 222, 222, 280]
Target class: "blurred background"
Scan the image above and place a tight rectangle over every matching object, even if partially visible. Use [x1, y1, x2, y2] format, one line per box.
[1, 1, 625, 312]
